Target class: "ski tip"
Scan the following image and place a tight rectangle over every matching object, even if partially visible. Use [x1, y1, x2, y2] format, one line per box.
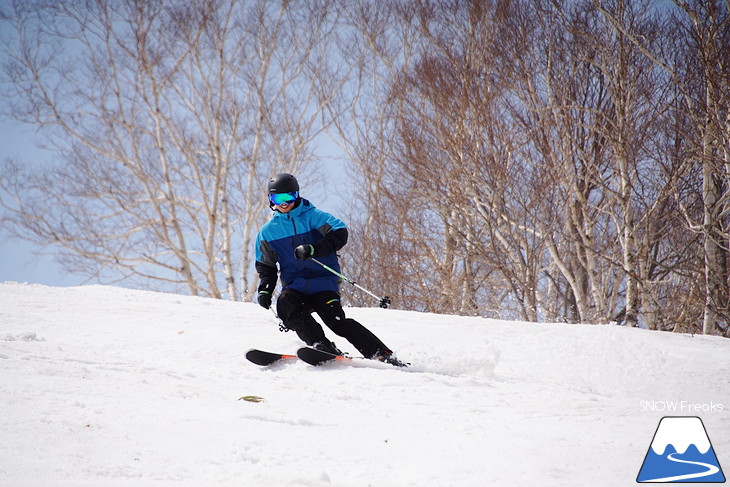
[245, 348, 296, 366]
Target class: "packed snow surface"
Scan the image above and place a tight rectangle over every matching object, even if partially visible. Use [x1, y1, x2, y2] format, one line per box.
[0, 282, 728, 486]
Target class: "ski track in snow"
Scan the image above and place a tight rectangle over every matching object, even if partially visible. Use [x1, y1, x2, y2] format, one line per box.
[0, 282, 728, 487]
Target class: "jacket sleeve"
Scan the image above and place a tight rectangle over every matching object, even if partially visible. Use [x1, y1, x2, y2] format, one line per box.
[256, 260, 277, 294]
[313, 227, 348, 257]
[255, 234, 278, 293]
[311, 210, 348, 257]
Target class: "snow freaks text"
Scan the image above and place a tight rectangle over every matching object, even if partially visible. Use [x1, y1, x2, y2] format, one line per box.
[639, 401, 725, 413]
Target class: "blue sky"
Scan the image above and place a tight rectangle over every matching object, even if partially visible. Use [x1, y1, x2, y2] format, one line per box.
[0, 117, 81, 286]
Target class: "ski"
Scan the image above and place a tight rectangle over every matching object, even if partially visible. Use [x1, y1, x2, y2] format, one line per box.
[296, 347, 408, 368]
[296, 347, 352, 366]
[245, 348, 297, 366]
[246, 347, 409, 368]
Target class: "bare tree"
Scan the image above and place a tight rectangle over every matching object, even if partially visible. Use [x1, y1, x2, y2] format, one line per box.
[598, 0, 730, 335]
[0, 0, 336, 300]
[333, 0, 728, 336]
[318, 0, 425, 309]
[671, 0, 730, 335]
[331, 0, 547, 319]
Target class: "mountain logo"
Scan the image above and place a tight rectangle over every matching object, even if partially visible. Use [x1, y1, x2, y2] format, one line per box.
[637, 416, 726, 483]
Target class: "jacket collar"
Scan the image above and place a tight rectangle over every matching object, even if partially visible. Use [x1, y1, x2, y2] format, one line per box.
[273, 198, 309, 218]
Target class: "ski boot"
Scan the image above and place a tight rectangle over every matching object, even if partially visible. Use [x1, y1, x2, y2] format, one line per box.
[373, 349, 408, 367]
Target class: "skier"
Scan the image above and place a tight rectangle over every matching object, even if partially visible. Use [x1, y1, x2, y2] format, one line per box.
[254, 173, 404, 366]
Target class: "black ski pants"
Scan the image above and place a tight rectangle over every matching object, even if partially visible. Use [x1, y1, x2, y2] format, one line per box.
[276, 289, 389, 359]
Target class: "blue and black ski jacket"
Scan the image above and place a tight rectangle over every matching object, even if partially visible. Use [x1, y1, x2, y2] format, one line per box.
[255, 198, 347, 296]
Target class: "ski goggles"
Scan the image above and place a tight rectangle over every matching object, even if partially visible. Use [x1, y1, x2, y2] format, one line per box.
[269, 191, 299, 206]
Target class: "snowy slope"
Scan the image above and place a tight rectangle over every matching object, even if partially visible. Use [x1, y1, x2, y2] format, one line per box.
[0, 282, 728, 487]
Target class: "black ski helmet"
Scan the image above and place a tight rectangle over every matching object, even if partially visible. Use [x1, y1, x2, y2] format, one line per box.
[267, 173, 299, 195]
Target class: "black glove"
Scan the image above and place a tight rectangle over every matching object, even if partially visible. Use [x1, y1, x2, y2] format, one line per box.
[294, 244, 315, 260]
[257, 291, 272, 309]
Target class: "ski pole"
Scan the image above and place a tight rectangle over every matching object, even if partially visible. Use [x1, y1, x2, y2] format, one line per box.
[268, 302, 288, 333]
[310, 257, 391, 309]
